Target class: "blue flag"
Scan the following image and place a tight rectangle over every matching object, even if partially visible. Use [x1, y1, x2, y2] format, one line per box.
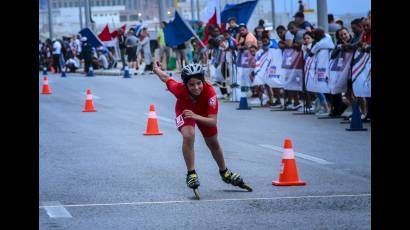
[164, 11, 196, 47]
[221, 0, 258, 24]
[79, 28, 103, 47]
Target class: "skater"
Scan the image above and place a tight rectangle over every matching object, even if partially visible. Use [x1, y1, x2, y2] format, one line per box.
[152, 62, 252, 199]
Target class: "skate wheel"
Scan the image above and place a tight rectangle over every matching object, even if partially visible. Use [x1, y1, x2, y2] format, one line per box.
[193, 188, 200, 200]
[240, 184, 253, 192]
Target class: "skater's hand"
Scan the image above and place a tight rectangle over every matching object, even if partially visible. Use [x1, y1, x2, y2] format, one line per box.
[153, 61, 161, 74]
[182, 110, 199, 120]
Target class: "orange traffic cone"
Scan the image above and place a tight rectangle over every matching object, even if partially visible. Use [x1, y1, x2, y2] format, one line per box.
[41, 76, 52, 94]
[272, 139, 306, 186]
[82, 89, 97, 112]
[50, 66, 55, 73]
[143, 104, 163, 135]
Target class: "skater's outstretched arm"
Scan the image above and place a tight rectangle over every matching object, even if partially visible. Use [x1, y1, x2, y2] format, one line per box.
[153, 61, 170, 83]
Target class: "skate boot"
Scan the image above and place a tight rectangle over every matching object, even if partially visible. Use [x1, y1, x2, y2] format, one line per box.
[186, 172, 201, 199]
[220, 168, 253, 192]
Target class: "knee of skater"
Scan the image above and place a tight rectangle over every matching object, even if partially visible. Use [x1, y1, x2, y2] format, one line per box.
[182, 130, 195, 141]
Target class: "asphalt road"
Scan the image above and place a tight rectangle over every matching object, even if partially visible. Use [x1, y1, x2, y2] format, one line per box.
[39, 72, 371, 230]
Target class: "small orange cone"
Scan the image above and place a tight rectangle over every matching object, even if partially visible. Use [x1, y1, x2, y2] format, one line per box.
[50, 66, 56, 73]
[272, 139, 306, 186]
[82, 89, 97, 112]
[41, 76, 52, 94]
[143, 104, 163, 135]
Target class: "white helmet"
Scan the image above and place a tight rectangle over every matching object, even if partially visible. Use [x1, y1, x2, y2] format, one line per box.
[181, 63, 204, 84]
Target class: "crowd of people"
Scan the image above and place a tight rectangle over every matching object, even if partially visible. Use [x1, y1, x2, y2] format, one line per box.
[171, 10, 372, 121]
[39, 10, 371, 121]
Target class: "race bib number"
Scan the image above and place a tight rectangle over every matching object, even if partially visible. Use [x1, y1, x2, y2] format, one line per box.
[175, 114, 184, 128]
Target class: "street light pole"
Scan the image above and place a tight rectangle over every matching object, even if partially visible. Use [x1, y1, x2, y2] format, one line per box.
[47, 0, 53, 39]
[79, 0, 83, 29]
[158, 0, 167, 23]
[196, 0, 200, 21]
[84, 0, 91, 28]
[317, 0, 328, 32]
[271, 0, 275, 30]
[190, 0, 195, 20]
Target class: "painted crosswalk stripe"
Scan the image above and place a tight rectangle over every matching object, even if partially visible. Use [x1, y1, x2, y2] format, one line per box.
[42, 201, 72, 218]
[259, 144, 333, 165]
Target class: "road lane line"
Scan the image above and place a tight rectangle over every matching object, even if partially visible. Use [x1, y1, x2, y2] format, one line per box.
[39, 193, 370, 208]
[259, 144, 333, 165]
[42, 201, 72, 218]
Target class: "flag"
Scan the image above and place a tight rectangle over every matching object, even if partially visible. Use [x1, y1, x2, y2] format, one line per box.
[98, 24, 117, 47]
[199, 9, 218, 48]
[200, 0, 221, 24]
[220, 0, 258, 24]
[79, 27, 103, 47]
[164, 11, 196, 47]
[110, 24, 126, 38]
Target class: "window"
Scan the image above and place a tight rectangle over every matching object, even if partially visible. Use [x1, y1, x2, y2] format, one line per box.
[120, 15, 127, 21]
[129, 15, 138, 21]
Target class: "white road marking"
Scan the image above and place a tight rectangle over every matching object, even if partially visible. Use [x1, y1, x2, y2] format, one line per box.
[259, 144, 333, 165]
[39, 194, 370, 209]
[42, 201, 72, 218]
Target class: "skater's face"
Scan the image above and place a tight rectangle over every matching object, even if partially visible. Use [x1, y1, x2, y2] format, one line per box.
[186, 78, 203, 96]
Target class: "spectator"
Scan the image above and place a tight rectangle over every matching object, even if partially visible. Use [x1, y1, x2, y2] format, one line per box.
[237, 24, 258, 50]
[287, 21, 305, 45]
[157, 21, 170, 69]
[286, 21, 304, 110]
[361, 18, 371, 52]
[97, 49, 109, 69]
[302, 31, 328, 115]
[125, 29, 139, 70]
[254, 24, 265, 41]
[64, 55, 80, 73]
[328, 14, 341, 33]
[328, 14, 341, 43]
[52, 39, 62, 73]
[335, 19, 344, 27]
[140, 28, 153, 72]
[173, 42, 188, 72]
[349, 18, 364, 50]
[293, 12, 313, 31]
[79, 37, 93, 74]
[227, 17, 239, 41]
[360, 17, 371, 121]
[117, 28, 127, 70]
